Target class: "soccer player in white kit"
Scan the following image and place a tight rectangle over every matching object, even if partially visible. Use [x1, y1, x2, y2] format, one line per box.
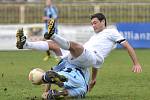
[16, 13, 142, 98]
[43, 12, 142, 91]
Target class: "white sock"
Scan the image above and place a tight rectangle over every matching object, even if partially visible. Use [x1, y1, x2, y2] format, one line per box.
[51, 34, 70, 50]
[23, 41, 49, 51]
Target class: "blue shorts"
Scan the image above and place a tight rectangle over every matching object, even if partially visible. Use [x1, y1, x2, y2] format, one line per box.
[58, 68, 87, 97]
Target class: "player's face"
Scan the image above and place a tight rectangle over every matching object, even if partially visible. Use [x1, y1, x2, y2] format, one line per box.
[46, 0, 52, 6]
[91, 18, 105, 33]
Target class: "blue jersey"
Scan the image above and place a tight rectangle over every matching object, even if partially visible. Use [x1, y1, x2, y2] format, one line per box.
[52, 59, 89, 97]
[53, 58, 90, 85]
[44, 5, 58, 33]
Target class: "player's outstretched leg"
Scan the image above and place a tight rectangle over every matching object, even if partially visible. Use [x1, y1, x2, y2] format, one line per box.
[16, 28, 26, 49]
[43, 70, 68, 87]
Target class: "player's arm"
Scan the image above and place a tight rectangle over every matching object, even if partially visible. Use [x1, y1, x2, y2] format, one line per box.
[89, 67, 98, 92]
[121, 40, 142, 73]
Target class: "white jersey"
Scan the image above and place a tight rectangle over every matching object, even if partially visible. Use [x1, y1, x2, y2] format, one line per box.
[59, 28, 125, 85]
[84, 28, 125, 59]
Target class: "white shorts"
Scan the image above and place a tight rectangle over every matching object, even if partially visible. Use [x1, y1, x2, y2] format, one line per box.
[67, 49, 104, 69]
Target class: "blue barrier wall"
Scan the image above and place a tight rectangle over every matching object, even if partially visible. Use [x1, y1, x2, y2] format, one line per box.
[116, 23, 150, 48]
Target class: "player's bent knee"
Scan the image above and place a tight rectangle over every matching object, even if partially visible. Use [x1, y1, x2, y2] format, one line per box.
[69, 41, 84, 57]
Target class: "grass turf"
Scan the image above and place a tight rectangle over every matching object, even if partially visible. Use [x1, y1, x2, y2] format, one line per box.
[0, 49, 149, 100]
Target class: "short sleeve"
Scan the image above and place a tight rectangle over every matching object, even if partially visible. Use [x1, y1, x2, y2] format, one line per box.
[108, 28, 125, 42]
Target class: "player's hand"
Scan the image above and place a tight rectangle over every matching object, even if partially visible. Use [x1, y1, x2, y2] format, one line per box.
[41, 92, 48, 100]
[42, 16, 49, 21]
[132, 64, 142, 73]
[88, 79, 96, 92]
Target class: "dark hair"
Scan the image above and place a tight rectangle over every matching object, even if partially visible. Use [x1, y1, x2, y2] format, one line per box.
[90, 13, 107, 26]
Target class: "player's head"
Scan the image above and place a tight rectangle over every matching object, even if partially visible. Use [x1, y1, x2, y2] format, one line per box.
[46, 0, 52, 7]
[90, 13, 107, 33]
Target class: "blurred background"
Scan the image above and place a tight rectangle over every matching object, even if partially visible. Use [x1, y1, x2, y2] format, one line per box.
[0, 0, 150, 50]
[0, 1, 150, 100]
[0, 0, 150, 24]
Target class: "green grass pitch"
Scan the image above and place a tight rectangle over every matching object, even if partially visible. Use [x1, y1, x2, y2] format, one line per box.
[0, 49, 149, 100]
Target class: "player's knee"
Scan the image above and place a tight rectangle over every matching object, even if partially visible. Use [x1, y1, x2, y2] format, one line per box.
[69, 41, 84, 57]
[70, 41, 83, 50]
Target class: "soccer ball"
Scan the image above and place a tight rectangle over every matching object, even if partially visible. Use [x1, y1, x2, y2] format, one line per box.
[28, 68, 45, 85]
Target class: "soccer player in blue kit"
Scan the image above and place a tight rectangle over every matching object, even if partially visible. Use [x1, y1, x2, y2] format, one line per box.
[43, 0, 58, 61]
